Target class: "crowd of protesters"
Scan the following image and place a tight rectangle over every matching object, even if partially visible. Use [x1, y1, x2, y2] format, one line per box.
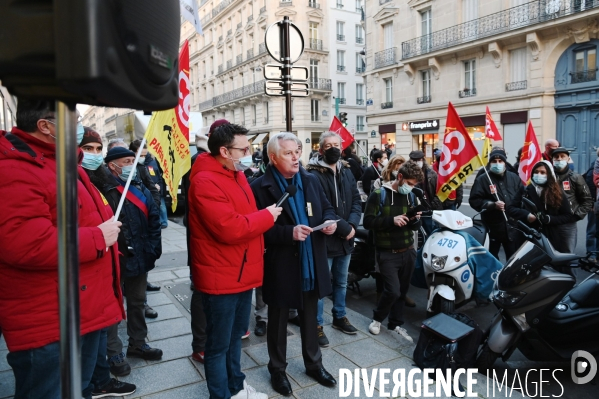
[0, 100, 596, 399]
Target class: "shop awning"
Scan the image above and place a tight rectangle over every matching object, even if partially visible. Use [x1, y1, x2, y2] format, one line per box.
[252, 133, 268, 145]
[246, 135, 256, 142]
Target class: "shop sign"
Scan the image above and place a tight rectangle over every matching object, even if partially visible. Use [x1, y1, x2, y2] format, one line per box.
[409, 119, 439, 131]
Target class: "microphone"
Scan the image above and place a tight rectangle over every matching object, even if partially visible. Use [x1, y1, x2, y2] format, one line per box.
[276, 185, 297, 207]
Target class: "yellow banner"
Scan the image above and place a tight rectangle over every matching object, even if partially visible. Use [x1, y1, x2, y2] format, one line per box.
[145, 111, 191, 211]
[437, 155, 482, 202]
[481, 136, 492, 166]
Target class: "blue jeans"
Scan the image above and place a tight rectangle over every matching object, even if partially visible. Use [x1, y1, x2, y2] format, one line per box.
[159, 197, 168, 227]
[87, 329, 111, 398]
[202, 289, 252, 399]
[7, 329, 101, 399]
[587, 211, 597, 255]
[317, 254, 351, 326]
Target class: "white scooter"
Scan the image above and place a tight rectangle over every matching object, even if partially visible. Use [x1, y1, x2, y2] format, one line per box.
[420, 209, 490, 315]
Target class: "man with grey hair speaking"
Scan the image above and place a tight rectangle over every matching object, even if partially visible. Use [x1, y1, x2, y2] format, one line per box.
[251, 132, 339, 396]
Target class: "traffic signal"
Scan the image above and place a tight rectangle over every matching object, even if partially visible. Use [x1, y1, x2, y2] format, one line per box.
[0, 0, 180, 110]
[339, 112, 348, 127]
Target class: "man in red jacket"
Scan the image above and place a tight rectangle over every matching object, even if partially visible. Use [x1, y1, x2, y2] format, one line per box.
[188, 123, 282, 399]
[0, 99, 124, 399]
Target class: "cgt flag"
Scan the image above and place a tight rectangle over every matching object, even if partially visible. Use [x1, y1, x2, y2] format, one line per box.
[518, 121, 542, 184]
[329, 116, 355, 150]
[436, 103, 483, 202]
[145, 40, 192, 212]
[481, 107, 502, 165]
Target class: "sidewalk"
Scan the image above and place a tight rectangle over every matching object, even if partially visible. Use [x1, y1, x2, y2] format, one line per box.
[0, 224, 527, 399]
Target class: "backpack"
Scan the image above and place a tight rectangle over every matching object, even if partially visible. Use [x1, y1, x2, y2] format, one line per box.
[413, 312, 483, 371]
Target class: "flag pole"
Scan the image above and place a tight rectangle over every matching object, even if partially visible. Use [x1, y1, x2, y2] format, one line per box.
[477, 154, 508, 222]
[113, 137, 147, 221]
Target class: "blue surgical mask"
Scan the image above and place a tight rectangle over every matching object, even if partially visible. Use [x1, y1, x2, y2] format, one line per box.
[398, 182, 413, 195]
[553, 160, 567, 170]
[532, 174, 547, 185]
[490, 163, 505, 174]
[82, 152, 104, 170]
[113, 163, 136, 181]
[76, 122, 85, 145]
[240, 155, 253, 167]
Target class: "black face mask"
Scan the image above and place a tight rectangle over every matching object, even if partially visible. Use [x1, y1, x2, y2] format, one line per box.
[323, 147, 341, 165]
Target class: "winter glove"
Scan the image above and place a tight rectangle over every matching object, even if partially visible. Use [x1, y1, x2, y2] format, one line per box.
[456, 202, 462, 209]
[537, 213, 550, 225]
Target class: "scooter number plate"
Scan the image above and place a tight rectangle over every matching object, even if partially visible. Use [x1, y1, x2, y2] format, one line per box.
[437, 238, 459, 249]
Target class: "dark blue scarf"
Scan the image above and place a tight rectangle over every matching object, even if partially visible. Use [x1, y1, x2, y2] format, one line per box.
[271, 166, 315, 291]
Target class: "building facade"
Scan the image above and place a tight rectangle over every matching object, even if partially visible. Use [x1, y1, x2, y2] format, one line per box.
[0, 84, 17, 132]
[364, 0, 599, 172]
[80, 106, 135, 150]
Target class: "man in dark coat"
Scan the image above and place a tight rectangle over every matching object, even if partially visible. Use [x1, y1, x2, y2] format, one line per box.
[306, 132, 362, 347]
[469, 150, 524, 260]
[251, 132, 339, 396]
[103, 147, 163, 361]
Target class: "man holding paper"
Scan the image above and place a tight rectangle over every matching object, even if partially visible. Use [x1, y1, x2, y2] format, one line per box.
[251, 132, 339, 396]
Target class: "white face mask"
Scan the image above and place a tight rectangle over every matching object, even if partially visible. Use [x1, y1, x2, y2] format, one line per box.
[382, 159, 389, 166]
[415, 161, 424, 169]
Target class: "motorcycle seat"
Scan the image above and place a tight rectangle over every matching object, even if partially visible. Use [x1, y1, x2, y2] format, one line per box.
[461, 221, 487, 246]
[569, 278, 599, 308]
[540, 234, 580, 267]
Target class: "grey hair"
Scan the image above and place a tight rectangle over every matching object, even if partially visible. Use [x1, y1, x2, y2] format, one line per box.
[107, 137, 126, 150]
[318, 131, 342, 149]
[267, 132, 301, 157]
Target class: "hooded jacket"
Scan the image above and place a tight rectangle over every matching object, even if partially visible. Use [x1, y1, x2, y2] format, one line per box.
[0, 128, 123, 352]
[306, 156, 362, 257]
[188, 152, 274, 294]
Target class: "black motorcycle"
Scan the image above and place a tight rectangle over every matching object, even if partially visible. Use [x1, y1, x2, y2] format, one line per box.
[476, 198, 599, 369]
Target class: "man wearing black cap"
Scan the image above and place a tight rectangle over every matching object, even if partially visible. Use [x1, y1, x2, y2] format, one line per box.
[470, 150, 524, 260]
[552, 147, 592, 253]
[103, 147, 164, 361]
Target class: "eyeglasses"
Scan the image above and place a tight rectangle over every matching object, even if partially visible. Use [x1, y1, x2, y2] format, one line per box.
[43, 119, 55, 125]
[227, 146, 251, 155]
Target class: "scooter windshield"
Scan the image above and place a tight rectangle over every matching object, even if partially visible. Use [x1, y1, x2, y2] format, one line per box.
[497, 241, 551, 289]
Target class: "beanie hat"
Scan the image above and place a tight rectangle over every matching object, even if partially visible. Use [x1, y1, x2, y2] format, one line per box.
[105, 147, 136, 163]
[209, 119, 229, 136]
[79, 127, 102, 147]
[196, 133, 209, 152]
[488, 149, 507, 163]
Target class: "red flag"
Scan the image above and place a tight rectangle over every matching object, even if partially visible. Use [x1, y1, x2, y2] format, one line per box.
[329, 116, 355, 150]
[175, 41, 190, 141]
[485, 106, 502, 140]
[436, 103, 483, 202]
[518, 122, 542, 184]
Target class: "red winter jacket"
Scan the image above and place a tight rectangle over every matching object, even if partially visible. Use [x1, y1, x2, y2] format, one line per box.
[0, 129, 124, 352]
[188, 153, 274, 294]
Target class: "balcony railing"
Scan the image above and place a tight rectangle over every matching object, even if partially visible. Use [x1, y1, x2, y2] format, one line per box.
[227, 29, 232, 36]
[247, 49, 254, 59]
[236, 54, 243, 65]
[459, 88, 477, 98]
[374, 47, 397, 69]
[571, 68, 598, 83]
[237, 22, 242, 29]
[309, 39, 323, 50]
[218, 35, 223, 42]
[505, 80, 528, 91]
[309, 78, 332, 90]
[308, 1, 320, 8]
[199, 80, 267, 111]
[259, 42, 266, 54]
[357, 124, 365, 131]
[248, 15, 253, 23]
[211, 0, 235, 19]
[336, 2, 344, 9]
[280, 0, 292, 5]
[381, 102, 393, 109]
[417, 96, 432, 104]
[311, 115, 320, 122]
[260, 6, 267, 13]
[226, 59, 232, 69]
[356, 37, 364, 44]
[337, 65, 346, 72]
[337, 34, 345, 41]
[356, 99, 364, 105]
[402, 0, 599, 60]
[218, 64, 223, 74]
[338, 98, 346, 104]
[356, 66, 365, 73]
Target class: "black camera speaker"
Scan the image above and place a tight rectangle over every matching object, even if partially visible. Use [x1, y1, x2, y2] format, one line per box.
[0, 0, 180, 110]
